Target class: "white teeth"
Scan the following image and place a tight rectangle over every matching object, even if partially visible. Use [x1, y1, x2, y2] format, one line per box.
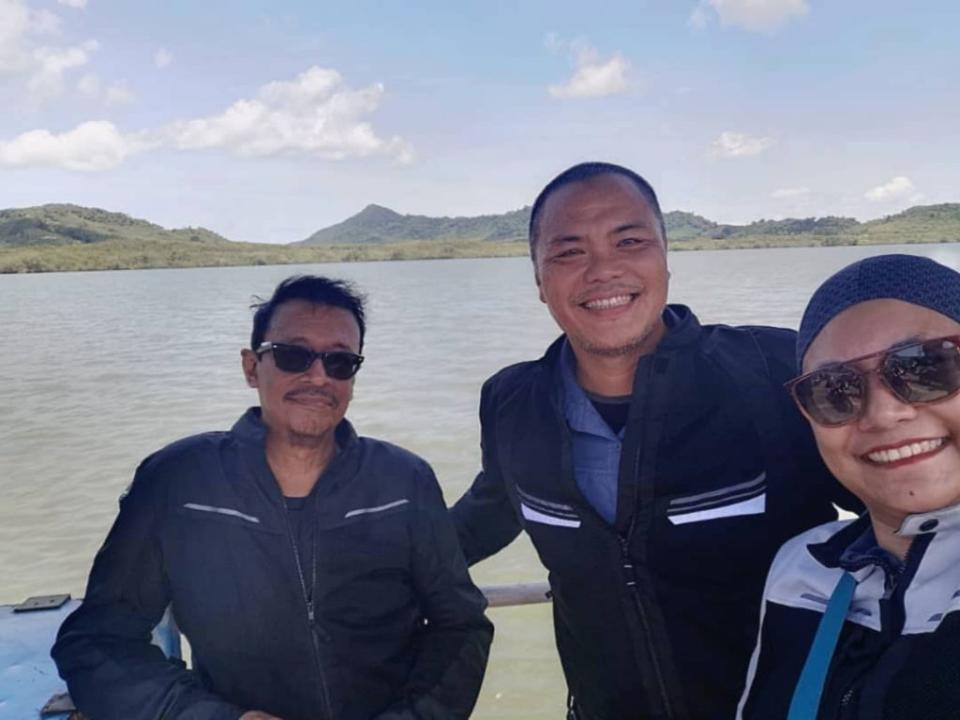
[866, 438, 945, 464]
[584, 294, 632, 310]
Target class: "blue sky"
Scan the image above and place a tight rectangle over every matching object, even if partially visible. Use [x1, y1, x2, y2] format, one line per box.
[0, 0, 957, 243]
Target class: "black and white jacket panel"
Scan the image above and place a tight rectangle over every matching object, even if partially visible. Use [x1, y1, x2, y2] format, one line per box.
[738, 506, 960, 720]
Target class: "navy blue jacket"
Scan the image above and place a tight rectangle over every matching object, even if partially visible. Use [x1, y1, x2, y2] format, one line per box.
[452, 306, 856, 720]
[738, 508, 960, 720]
[53, 409, 492, 720]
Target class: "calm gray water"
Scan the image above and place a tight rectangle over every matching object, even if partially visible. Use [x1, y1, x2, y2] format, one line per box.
[2, 243, 958, 718]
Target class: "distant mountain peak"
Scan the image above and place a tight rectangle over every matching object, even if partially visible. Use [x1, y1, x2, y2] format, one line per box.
[355, 203, 401, 221]
[297, 203, 530, 245]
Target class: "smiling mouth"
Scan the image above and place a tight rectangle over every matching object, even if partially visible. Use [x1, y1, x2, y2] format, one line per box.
[863, 438, 946, 466]
[581, 293, 637, 310]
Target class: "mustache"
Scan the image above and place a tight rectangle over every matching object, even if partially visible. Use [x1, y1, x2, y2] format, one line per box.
[284, 387, 339, 406]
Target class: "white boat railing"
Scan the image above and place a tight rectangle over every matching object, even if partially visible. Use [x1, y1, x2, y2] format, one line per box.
[481, 581, 552, 608]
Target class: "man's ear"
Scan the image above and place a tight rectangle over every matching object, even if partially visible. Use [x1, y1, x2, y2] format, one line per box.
[535, 269, 546, 304]
[241, 349, 259, 388]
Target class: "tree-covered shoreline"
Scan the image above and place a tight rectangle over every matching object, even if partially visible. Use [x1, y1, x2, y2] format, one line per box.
[3, 202, 958, 274]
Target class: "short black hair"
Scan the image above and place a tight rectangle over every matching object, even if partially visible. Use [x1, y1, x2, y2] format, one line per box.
[250, 275, 367, 352]
[528, 162, 667, 259]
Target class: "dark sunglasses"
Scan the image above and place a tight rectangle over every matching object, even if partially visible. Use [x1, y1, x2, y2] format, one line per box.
[786, 335, 960, 427]
[255, 342, 364, 380]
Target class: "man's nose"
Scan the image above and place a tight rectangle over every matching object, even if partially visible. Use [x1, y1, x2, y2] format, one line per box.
[584, 247, 624, 282]
[857, 373, 918, 431]
[303, 356, 331, 382]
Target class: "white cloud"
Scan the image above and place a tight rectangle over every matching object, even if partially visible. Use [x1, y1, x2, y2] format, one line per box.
[771, 186, 809, 198]
[76, 71, 99, 96]
[0, 0, 97, 102]
[548, 43, 630, 99]
[30, 8, 61, 34]
[167, 66, 413, 163]
[865, 176, 922, 203]
[105, 81, 134, 105]
[1, 65, 410, 172]
[691, 0, 808, 33]
[0, 0, 60, 55]
[0, 0, 36, 73]
[75, 73, 134, 106]
[0, 120, 152, 171]
[28, 39, 98, 100]
[711, 131, 774, 158]
[153, 47, 172, 69]
[57, 0, 87, 7]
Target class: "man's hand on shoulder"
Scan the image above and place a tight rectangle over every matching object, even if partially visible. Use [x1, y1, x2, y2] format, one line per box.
[240, 711, 283, 720]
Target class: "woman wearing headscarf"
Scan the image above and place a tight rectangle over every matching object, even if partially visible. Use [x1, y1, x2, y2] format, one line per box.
[738, 253, 960, 720]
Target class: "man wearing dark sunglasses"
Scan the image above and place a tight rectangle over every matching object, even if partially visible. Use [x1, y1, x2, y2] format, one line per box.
[451, 162, 859, 720]
[54, 275, 492, 720]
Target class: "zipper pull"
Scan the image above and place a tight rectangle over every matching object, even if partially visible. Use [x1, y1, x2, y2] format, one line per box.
[307, 606, 315, 623]
[618, 535, 637, 585]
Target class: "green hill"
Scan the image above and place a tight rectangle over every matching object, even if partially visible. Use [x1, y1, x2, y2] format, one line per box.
[662, 211, 720, 241]
[300, 205, 901, 246]
[0, 203, 527, 273]
[2, 201, 959, 274]
[298, 204, 530, 245]
[855, 204, 960, 244]
[0, 204, 228, 247]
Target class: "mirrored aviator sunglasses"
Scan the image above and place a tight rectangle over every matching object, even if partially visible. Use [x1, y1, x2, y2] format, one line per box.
[786, 335, 960, 426]
[256, 342, 364, 380]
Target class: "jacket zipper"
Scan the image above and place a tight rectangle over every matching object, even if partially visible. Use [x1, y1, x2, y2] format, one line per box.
[551, 355, 676, 718]
[829, 539, 926, 719]
[618, 534, 674, 719]
[283, 505, 335, 720]
[306, 617, 335, 720]
[837, 686, 855, 719]
[620, 353, 676, 719]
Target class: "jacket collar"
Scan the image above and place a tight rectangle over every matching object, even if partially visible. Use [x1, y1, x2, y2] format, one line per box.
[809, 504, 960, 579]
[895, 503, 960, 537]
[559, 340, 625, 439]
[658, 304, 701, 350]
[230, 407, 361, 503]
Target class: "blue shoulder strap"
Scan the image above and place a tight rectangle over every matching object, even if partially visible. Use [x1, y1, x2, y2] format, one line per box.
[787, 571, 857, 720]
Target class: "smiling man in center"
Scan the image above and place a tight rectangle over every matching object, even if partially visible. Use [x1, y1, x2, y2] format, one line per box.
[451, 162, 859, 720]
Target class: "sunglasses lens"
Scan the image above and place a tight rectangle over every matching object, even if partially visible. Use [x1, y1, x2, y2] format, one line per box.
[270, 344, 314, 373]
[884, 338, 960, 403]
[794, 368, 865, 426]
[321, 352, 361, 380]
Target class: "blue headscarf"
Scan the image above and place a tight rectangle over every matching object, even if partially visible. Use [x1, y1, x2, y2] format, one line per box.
[797, 254, 960, 366]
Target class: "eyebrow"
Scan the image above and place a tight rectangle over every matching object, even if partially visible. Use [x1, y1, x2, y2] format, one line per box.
[545, 234, 582, 247]
[277, 336, 354, 351]
[610, 221, 655, 235]
[545, 220, 656, 247]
